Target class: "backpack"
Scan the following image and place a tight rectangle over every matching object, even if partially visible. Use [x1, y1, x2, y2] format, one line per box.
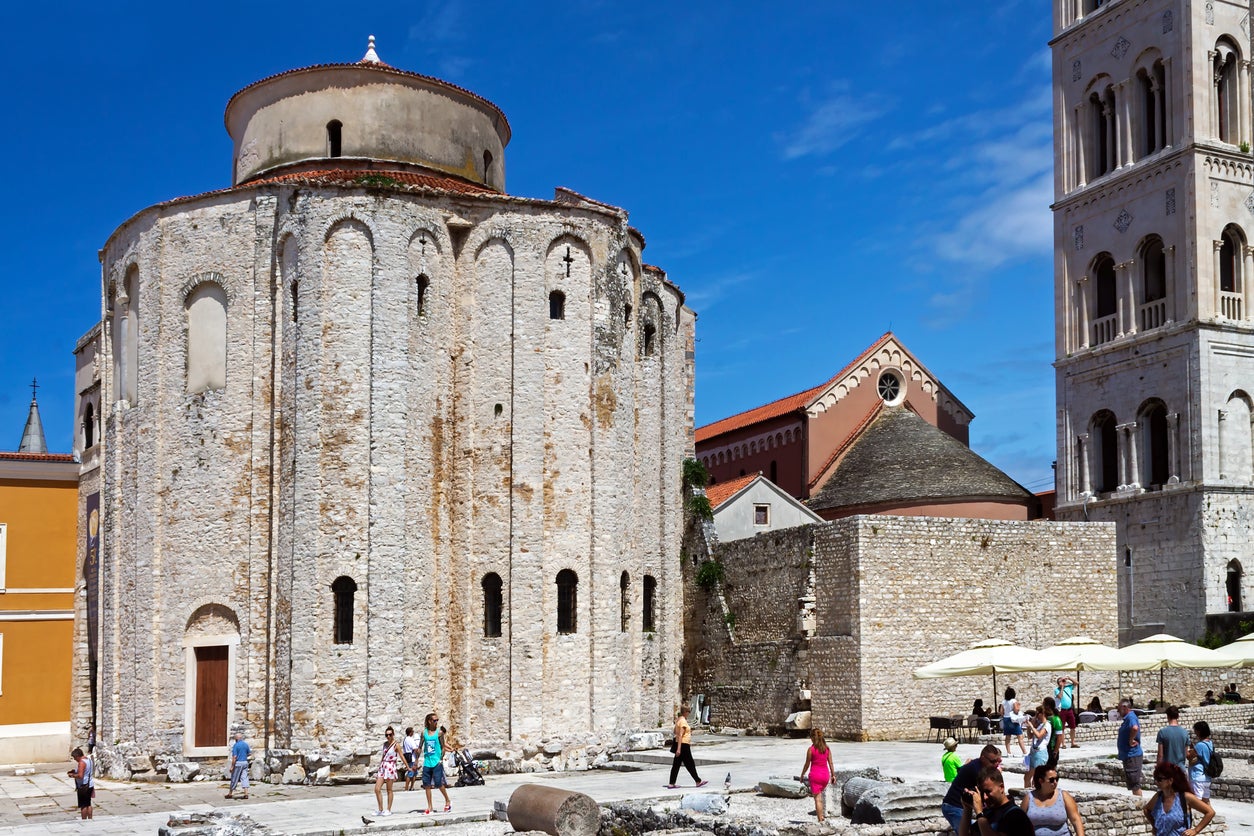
[1203, 744, 1224, 778]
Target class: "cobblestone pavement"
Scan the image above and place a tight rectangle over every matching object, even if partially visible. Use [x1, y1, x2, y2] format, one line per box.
[0, 734, 1249, 835]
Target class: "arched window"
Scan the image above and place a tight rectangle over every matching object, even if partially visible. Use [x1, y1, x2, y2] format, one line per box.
[619, 571, 629, 632]
[416, 275, 430, 316]
[327, 120, 343, 157]
[1140, 238, 1167, 331]
[1215, 41, 1240, 144]
[482, 573, 503, 638]
[185, 283, 228, 394]
[549, 290, 565, 320]
[1141, 401, 1169, 488]
[1089, 87, 1116, 178]
[1137, 62, 1167, 158]
[1093, 253, 1118, 345]
[332, 576, 357, 644]
[557, 569, 578, 634]
[1220, 226, 1243, 294]
[1092, 411, 1119, 493]
[483, 149, 493, 181]
[114, 266, 140, 404]
[1229, 560, 1244, 612]
[769, 460, 778, 483]
[1221, 391, 1254, 481]
[642, 575, 656, 632]
[83, 402, 95, 449]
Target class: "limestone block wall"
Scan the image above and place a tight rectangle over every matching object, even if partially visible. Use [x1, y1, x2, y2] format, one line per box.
[85, 181, 692, 761]
[812, 516, 1119, 741]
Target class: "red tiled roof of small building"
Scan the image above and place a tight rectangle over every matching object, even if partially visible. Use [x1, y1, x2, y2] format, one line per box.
[704, 473, 759, 509]
[0, 452, 75, 462]
[695, 332, 894, 443]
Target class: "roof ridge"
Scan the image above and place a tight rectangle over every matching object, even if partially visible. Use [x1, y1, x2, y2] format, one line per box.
[705, 472, 760, 509]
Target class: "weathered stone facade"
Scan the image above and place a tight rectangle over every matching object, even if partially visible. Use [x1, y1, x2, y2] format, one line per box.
[73, 47, 694, 763]
[1051, 0, 1254, 641]
[688, 516, 1118, 740]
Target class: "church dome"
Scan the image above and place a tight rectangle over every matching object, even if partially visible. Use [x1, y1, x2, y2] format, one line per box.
[224, 37, 511, 190]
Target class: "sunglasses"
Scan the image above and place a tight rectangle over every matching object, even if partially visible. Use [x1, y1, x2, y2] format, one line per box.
[1042, 776, 1058, 784]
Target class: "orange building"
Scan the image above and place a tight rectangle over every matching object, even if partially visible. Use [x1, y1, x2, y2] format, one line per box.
[0, 390, 77, 762]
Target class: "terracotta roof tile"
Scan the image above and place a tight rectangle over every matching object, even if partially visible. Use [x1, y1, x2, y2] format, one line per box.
[246, 169, 496, 194]
[0, 452, 75, 462]
[704, 473, 759, 509]
[695, 332, 894, 443]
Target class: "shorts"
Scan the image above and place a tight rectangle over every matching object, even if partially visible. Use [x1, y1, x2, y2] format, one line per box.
[404, 751, 417, 769]
[1059, 708, 1077, 729]
[1030, 748, 1048, 768]
[1001, 717, 1022, 736]
[1191, 776, 1211, 799]
[76, 786, 93, 809]
[422, 763, 446, 788]
[1122, 755, 1144, 791]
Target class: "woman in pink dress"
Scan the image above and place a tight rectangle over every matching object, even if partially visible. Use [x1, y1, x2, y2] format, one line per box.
[800, 728, 835, 822]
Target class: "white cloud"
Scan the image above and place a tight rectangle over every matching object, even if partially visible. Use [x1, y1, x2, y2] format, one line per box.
[780, 88, 888, 160]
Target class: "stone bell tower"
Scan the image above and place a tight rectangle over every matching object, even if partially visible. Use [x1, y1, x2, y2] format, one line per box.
[1052, 0, 1254, 642]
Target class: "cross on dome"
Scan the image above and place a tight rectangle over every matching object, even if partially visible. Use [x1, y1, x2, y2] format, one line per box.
[360, 35, 381, 64]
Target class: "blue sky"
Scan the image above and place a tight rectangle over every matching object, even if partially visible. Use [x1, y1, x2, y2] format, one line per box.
[0, 0, 1057, 491]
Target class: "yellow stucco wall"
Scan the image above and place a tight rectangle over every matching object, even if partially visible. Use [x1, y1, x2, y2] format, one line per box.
[0, 476, 76, 727]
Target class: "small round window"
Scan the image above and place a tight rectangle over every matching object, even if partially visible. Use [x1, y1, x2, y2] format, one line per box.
[877, 371, 903, 404]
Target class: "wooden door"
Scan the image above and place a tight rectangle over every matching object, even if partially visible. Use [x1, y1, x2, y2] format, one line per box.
[194, 646, 229, 747]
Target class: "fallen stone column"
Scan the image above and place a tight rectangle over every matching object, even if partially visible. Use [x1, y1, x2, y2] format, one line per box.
[844, 777, 950, 824]
[508, 784, 601, 836]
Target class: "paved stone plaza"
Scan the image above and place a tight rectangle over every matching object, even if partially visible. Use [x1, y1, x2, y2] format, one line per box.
[1, 734, 1252, 835]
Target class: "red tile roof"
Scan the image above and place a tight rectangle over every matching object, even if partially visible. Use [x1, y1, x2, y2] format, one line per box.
[246, 168, 496, 194]
[695, 332, 894, 443]
[0, 452, 75, 462]
[704, 473, 759, 509]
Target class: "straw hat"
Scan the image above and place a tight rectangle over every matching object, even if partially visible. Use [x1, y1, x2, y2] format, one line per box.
[943, 737, 958, 751]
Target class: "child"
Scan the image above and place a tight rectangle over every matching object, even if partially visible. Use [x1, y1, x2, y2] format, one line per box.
[942, 737, 962, 781]
[800, 728, 835, 823]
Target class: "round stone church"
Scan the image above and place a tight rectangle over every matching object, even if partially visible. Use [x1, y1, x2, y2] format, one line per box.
[74, 39, 693, 764]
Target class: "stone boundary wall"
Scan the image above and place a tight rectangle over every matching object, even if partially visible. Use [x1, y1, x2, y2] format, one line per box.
[1052, 756, 1252, 805]
[976, 704, 1254, 749]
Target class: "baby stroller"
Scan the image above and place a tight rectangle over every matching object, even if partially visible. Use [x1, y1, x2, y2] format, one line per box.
[453, 749, 485, 787]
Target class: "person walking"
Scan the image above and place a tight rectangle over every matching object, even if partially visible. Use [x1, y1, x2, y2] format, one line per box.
[372, 726, 405, 817]
[1143, 762, 1214, 836]
[666, 706, 707, 789]
[1118, 699, 1145, 796]
[1186, 721, 1215, 800]
[225, 731, 251, 800]
[800, 728, 835, 823]
[1021, 766, 1085, 836]
[67, 747, 93, 820]
[420, 712, 452, 814]
[1003, 687, 1027, 756]
[402, 726, 420, 791]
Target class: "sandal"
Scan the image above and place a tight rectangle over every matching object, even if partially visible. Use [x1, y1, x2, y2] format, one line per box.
[444, 804, 452, 812]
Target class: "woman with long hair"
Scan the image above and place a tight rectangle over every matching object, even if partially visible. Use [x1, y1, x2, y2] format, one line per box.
[1143, 762, 1214, 836]
[1021, 765, 1085, 835]
[1025, 706, 1051, 789]
[1187, 721, 1215, 800]
[800, 728, 835, 822]
[372, 725, 405, 817]
[1002, 687, 1026, 756]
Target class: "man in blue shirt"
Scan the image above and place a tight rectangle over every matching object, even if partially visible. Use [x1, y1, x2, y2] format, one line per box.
[226, 731, 251, 800]
[1116, 699, 1143, 796]
[940, 744, 1002, 833]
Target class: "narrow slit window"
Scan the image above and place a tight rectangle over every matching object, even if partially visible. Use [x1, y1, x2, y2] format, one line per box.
[482, 573, 503, 638]
[642, 575, 656, 632]
[332, 576, 357, 644]
[327, 120, 343, 157]
[557, 569, 578, 634]
[416, 275, 429, 316]
[549, 290, 566, 320]
[619, 571, 629, 632]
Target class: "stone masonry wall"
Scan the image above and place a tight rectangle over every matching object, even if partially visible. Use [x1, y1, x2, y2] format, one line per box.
[86, 182, 692, 765]
[813, 516, 1119, 741]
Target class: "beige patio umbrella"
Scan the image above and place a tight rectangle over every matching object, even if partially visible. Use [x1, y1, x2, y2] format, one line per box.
[913, 638, 1051, 708]
[1215, 632, 1254, 666]
[1101, 633, 1243, 704]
